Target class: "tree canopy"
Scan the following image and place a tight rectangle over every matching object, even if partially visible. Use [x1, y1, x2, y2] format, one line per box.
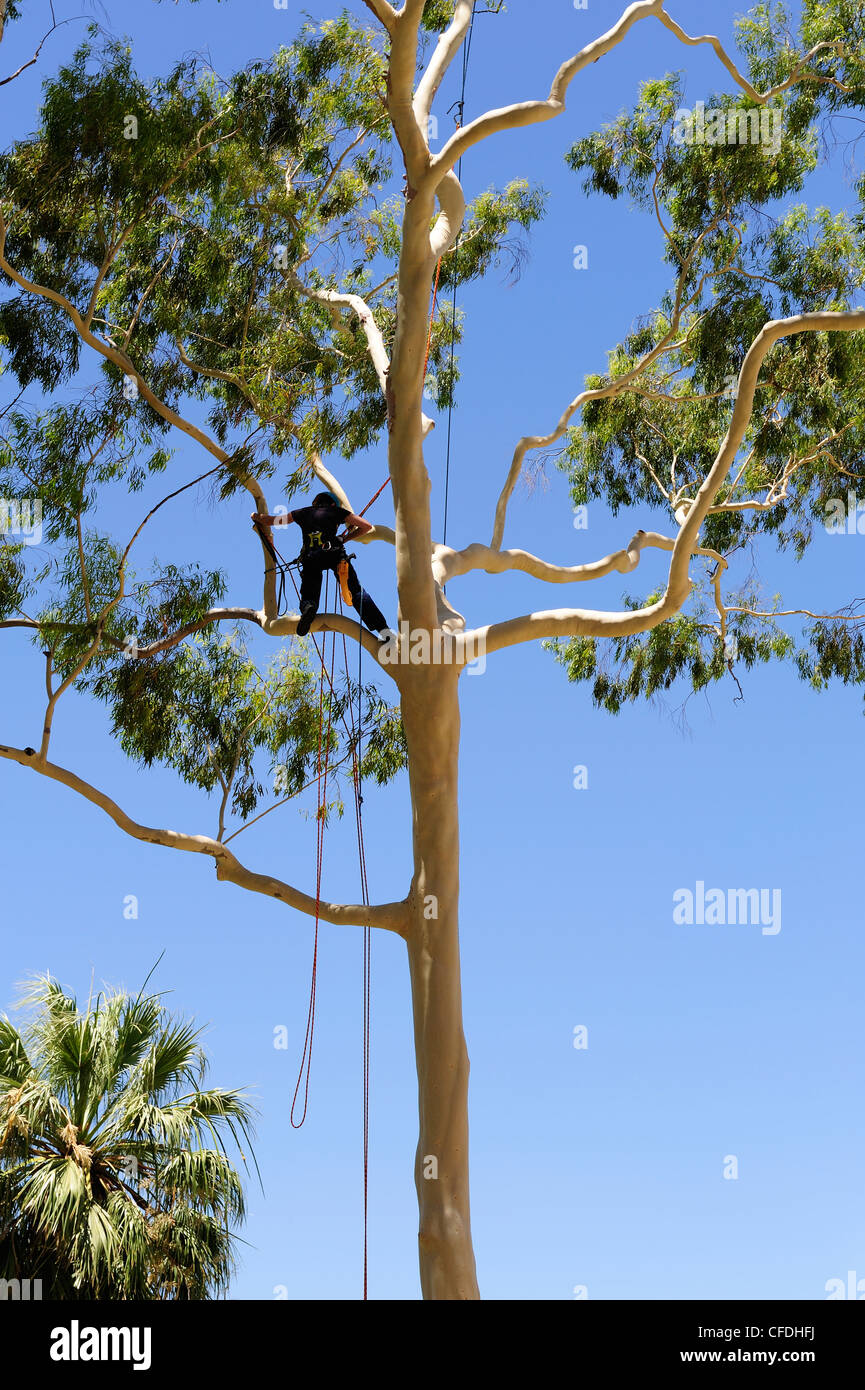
[0, 14, 544, 827]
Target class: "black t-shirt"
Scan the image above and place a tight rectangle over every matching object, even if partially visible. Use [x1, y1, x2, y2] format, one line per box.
[291, 504, 349, 551]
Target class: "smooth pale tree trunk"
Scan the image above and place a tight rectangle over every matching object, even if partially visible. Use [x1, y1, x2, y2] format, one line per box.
[400, 664, 479, 1300]
[387, 170, 479, 1295]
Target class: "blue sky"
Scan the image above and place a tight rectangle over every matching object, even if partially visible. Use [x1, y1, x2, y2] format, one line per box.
[1, 0, 863, 1301]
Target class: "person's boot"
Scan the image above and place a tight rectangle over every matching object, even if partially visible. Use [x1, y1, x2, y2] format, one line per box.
[296, 602, 317, 637]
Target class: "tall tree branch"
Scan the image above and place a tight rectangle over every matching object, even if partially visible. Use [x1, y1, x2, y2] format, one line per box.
[0, 743, 408, 934]
[428, 3, 849, 184]
[655, 15, 849, 99]
[414, 0, 474, 129]
[286, 272, 436, 439]
[433, 531, 721, 587]
[429, 168, 465, 260]
[478, 310, 865, 654]
[491, 209, 731, 547]
[427, 0, 665, 183]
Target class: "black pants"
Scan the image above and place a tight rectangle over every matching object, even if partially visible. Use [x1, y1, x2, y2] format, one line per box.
[299, 552, 388, 635]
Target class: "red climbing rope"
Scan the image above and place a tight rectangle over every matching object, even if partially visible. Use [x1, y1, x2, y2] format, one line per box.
[357, 474, 392, 519]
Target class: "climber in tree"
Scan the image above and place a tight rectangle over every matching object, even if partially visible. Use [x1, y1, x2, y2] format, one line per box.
[251, 491, 391, 639]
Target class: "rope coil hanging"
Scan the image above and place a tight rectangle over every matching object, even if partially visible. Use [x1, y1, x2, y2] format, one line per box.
[256, 518, 373, 1297]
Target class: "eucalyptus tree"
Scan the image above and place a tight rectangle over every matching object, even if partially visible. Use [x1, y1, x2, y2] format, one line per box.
[1, 0, 864, 1299]
[0, 973, 255, 1298]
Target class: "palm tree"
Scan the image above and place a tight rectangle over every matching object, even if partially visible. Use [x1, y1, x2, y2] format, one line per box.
[0, 972, 257, 1299]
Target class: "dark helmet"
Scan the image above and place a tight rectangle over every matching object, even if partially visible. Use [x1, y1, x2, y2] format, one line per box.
[312, 490, 339, 507]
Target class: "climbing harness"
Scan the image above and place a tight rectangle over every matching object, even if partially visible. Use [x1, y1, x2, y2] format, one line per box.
[253, 518, 361, 618]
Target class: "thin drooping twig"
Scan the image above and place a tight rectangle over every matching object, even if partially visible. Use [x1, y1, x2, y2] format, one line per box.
[0, 11, 84, 88]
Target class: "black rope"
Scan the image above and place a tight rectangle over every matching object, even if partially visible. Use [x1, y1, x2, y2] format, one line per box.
[252, 519, 299, 616]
